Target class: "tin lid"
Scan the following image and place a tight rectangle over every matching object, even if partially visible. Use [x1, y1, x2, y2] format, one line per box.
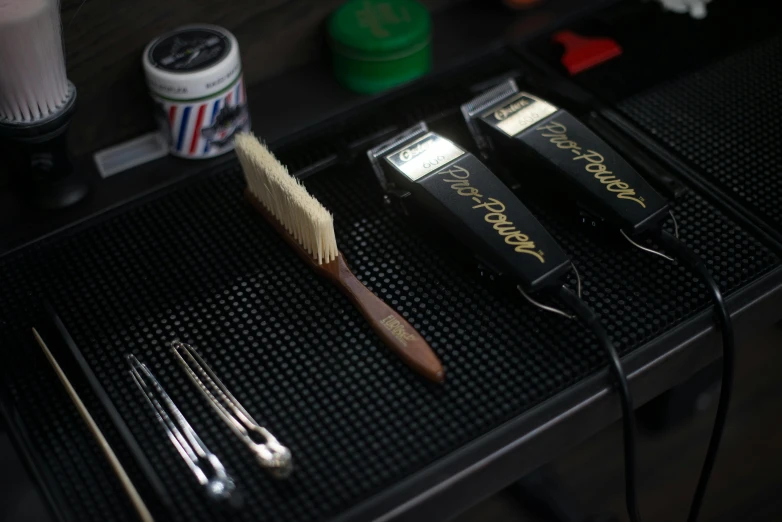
[328, 0, 431, 58]
[143, 25, 241, 101]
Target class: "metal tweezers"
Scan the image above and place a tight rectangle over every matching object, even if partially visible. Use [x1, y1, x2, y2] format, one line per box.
[170, 340, 293, 478]
[127, 354, 235, 500]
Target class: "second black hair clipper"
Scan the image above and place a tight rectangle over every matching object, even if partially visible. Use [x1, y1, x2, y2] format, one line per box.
[461, 80, 669, 236]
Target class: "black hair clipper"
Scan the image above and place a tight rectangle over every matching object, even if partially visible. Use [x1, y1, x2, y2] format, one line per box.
[367, 123, 571, 293]
[461, 80, 669, 236]
[463, 82, 740, 522]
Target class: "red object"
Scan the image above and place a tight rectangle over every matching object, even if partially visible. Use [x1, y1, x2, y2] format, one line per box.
[552, 30, 622, 75]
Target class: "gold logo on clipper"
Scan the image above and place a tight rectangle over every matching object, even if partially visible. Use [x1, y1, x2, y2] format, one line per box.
[439, 164, 545, 263]
[535, 121, 646, 208]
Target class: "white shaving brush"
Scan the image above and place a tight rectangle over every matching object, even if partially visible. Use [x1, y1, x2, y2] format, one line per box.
[0, 0, 87, 208]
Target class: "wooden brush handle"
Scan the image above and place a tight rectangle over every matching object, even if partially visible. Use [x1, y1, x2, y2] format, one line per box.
[330, 256, 444, 383]
[245, 189, 444, 383]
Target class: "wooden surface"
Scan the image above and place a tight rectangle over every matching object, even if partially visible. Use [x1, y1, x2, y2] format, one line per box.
[58, 0, 461, 158]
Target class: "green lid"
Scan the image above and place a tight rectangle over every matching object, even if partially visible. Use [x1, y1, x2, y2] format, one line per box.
[328, 0, 432, 93]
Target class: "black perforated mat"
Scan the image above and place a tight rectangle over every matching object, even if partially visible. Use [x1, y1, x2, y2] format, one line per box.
[618, 34, 782, 242]
[0, 139, 779, 520]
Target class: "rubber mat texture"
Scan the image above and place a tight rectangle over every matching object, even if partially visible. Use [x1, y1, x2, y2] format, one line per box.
[0, 142, 778, 521]
[618, 34, 782, 236]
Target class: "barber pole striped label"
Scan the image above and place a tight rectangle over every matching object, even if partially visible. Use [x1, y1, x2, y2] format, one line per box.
[155, 74, 250, 159]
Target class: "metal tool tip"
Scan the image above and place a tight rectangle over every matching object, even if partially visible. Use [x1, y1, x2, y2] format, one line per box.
[206, 476, 236, 502]
[260, 446, 293, 479]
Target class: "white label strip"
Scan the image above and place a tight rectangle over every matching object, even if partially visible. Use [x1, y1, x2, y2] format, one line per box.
[385, 133, 465, 181]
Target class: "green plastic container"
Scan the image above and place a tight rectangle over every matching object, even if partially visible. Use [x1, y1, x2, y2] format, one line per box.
[328, 0, 432, 94]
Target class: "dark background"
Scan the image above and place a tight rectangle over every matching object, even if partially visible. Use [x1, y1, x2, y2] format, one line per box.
[57, 0, 461, 158]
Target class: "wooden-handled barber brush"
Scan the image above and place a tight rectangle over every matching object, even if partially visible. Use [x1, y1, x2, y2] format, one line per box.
[235, 134, 444, 383]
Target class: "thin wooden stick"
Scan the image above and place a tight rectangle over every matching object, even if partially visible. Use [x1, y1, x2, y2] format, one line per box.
[32, 328, 154, 522]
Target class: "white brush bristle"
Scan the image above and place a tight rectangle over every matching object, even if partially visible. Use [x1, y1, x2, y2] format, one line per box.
[0, 0, 70, 123]
[235, 133, 339, 265]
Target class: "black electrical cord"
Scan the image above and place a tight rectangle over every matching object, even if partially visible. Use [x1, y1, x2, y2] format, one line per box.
[657, 230, 735, 522]
[524, 228, 731, 522]
[557, 285, 642, 522]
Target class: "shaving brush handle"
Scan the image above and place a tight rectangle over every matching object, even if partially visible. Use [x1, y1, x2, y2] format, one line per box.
[332, 255, 445, 383]
[243, 190, 443, 382]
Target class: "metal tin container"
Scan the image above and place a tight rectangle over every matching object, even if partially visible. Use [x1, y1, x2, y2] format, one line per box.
[328, 0, 432, 94]
[143, 25, 250, 159]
